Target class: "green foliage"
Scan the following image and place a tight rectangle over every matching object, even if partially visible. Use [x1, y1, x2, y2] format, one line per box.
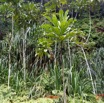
[37, 9, 85, 58]
[91, 48, 104, 93]
[0, 84, 54, 103]
[42, 10, 77, 42]
[75, 18, 104, 48]
[36, 38, 53, 57]
[63, 67, 92, 95]
[0, 1, 40, 29]
[14, 2, 40, 27]
[0, 0, 104, 103]
[68, 94, 98, 103]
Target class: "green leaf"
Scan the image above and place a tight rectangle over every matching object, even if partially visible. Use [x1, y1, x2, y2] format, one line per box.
[52, 27, 61, 36]
[52, 14, 58, 26]
[45, 16, 53, 23]
[64, 10, 69, 21]
[41, 24, 52, 32]
[59, 35, 66, 41]
[67, 18, 76, 25]
[59, 10, 64, 21]
[65, 30, 77, 39]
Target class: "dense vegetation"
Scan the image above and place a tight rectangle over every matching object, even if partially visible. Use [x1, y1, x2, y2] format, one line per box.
[0, 0, 104, 103]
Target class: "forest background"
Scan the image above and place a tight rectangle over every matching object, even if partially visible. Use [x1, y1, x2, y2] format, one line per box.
[0, 0, 104, 103]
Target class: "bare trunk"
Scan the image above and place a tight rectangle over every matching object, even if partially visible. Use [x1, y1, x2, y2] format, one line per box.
[81, 47, 95, 94]
[23, 28, 26, 83]
[67, 39, 72, 68]
[8, 15, 14, 89]
[22, 27, 30, 83]
[62, 55, 67, 103]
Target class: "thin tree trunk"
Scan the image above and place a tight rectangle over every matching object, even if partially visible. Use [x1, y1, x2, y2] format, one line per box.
[62, 55, 67, 103]
[22, 27, 30, 84]
[8, 15, 14, 89]
[23, 28, 26, 83]
[67, 39, 72, 68]
[81, 47, 95, 94]
[8, 44, 11, 89]
[54, 41, 57, 67]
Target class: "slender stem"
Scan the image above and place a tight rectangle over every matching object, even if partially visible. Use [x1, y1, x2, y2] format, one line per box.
[54, 41, 57, 68]
[86, 7, 91, 43]
[8, 48, 11, 89]
[81, 47, 95, 94]
[62, 55, 67, 103]
[8, 15, 14, 89]
[22, 27, 30, 84]
[67, 39, 72, 68]
[23, 28, 26, 83]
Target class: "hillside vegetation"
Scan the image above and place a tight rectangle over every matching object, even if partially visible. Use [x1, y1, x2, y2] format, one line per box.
[0, 0, 104, 103]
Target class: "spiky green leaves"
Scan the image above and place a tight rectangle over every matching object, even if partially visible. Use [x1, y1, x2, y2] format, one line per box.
[41, 10, 77, 42]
